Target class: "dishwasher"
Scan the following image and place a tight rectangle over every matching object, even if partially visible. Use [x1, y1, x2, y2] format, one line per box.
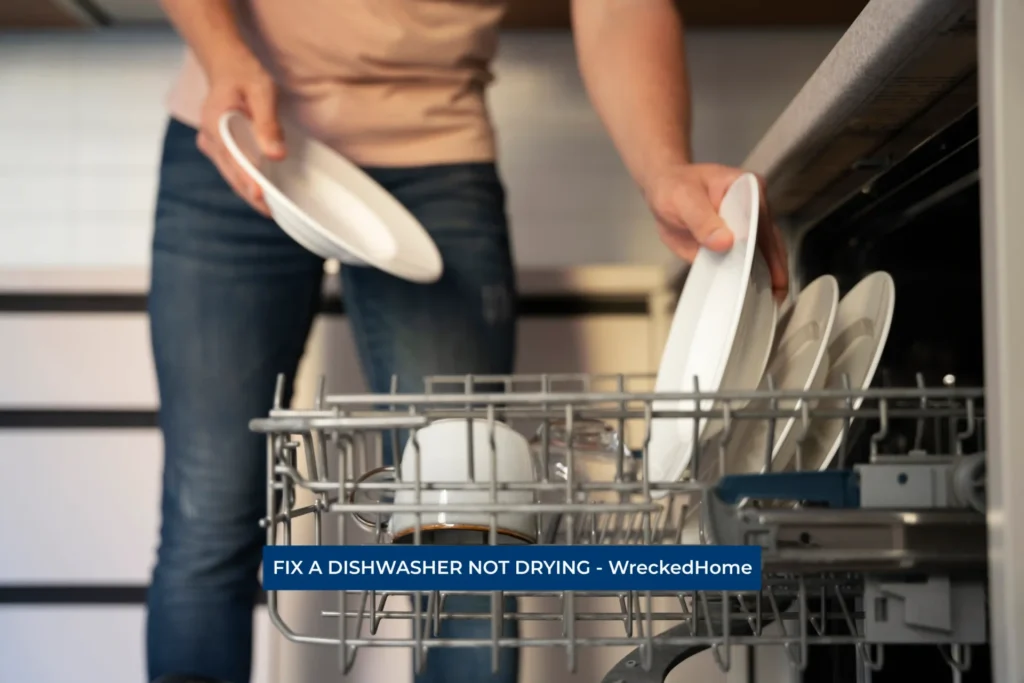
[246, 1, 1023, 681]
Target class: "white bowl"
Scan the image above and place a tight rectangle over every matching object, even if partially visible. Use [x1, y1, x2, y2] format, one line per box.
[389, 418, 538, 544]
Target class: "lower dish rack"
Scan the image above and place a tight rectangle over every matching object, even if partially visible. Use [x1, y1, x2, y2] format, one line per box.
[249, 372, 989, 683]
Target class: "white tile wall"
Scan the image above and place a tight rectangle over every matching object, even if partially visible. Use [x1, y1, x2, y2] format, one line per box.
[0, 28, 842, 271]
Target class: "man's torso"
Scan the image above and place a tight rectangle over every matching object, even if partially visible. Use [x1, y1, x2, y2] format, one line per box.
[168, 0, 509, 166]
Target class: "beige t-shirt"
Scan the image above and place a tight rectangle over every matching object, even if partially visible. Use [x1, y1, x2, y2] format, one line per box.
[167, 0, 508, 167]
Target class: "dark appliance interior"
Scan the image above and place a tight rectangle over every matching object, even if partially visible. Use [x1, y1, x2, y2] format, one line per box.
[790, 103, 989, 682]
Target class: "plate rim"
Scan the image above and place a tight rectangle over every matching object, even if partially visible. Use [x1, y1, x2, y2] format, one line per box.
[760, 273, 841, 471]
[813, 270, 896, 471]
[696, 251, 780, 448]
[219, 110, 444, 284]
[692, 273, 838, 484]
[646, 172, 762, 496]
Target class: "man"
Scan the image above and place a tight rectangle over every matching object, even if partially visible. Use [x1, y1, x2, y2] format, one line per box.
[148, 1, 790, 683]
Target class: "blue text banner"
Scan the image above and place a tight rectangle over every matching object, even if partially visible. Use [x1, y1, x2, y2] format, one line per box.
[263, 545, 763, 592]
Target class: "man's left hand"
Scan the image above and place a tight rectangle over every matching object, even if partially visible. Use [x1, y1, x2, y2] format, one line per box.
[644, 162, 790, 300]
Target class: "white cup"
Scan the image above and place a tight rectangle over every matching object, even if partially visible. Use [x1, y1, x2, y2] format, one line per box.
[384, 418, 538, 544]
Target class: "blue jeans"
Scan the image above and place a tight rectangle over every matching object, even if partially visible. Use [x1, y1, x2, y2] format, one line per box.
[146, 119, 520, 683]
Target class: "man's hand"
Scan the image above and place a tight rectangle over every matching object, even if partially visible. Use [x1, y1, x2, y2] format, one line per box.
[644, 163, 790, 300]
[160, 0, 287, 215]
[570, 0, 790, 298]
[196, 55, 285, 216]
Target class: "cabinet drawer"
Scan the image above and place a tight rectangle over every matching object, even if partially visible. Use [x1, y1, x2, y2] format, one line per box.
[0, 605, 273, 683]
[0, 430, 161, 583]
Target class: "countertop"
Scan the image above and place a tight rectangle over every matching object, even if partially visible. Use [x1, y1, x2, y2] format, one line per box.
[667, 0, 976, 289]
[742, 0, 971, 180]
[0, 263, 674, 301]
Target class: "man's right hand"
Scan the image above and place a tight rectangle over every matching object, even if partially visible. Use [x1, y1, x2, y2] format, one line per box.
[197, 55, 286, 216]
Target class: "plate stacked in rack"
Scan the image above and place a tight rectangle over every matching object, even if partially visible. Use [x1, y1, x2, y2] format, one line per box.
[702, 269, 896, 478]
[646, 173, 778, 498]
[644, 172, 897, 505]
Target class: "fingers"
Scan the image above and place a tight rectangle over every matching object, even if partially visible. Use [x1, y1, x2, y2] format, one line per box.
[670, 183, 734, 253]
[245, 82, 286, 160]
[652, 165, 790, 300]
[657, 220, 701, 263]
[196, 80, 282, 217]
[196, 130, 271, 216]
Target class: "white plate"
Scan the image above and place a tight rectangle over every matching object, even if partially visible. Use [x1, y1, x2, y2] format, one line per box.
[219, 111, 444, 284]
[695, 274, 840, 481]
[792, 271, 896, 471]
[700, 250, 778, 442]
[646, 173, 761, 497]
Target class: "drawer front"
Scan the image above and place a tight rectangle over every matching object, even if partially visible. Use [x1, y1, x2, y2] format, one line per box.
[0, 605, 273, 683]
[0, 430, 162, 584]
[0, 313, 158, 409]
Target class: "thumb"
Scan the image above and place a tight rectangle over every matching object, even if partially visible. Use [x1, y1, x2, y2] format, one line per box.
[675, 186, 734, 253]
[245, 83, 286, 160]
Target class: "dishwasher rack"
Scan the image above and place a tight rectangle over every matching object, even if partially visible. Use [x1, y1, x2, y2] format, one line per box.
[249, 372, 989, 683]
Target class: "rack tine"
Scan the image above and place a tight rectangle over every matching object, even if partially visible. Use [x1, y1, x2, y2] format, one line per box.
[369, 591, 383, 635]
[868, 396, 890, 460]
[691, 375, 703, 498]
[389, 374, 400, 469]
[794, 401, 811, 472]
[564, 590, 577, 672]
[465, 374, 476, 484]
[939, 644, 972, 678]
[431, 591, 441, 638]
[713, 592, 733, 672]
[753, 590, 763, 636]
[858, 643, 885, 674]
[273, 373, 286, 410]
[350, 590, 371, 645]
[641, 592, 654, 672]
[837, 372, 854, 468]
[718, 402, 734, 479]
[616, 374, 627, 483]
[618, 592, 634, 638]
[764, 373, 778, 473]
[912, 373, 928, 451]
[943, 374, 959, 453]
[956, 398, 977, 454]
[809, 585, 827, 637]
[315, 373, 327, 409]
[300, 432, 319, 482]
[672, 494, 689, 545]
[794, 577, 809, 670]
[640, 400, 653, 502]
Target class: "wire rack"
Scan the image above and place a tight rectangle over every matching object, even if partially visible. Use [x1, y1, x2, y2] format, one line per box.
[249, 372, 987, 681]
